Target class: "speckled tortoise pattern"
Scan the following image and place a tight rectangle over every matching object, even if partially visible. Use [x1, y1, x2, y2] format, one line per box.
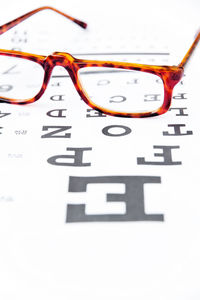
[0, 6, 199, 118]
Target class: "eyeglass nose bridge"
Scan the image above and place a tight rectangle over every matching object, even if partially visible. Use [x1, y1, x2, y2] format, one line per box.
[44, 52, 78, 82]
[46, 52, 76, 68]
[43, 52, 80, 96]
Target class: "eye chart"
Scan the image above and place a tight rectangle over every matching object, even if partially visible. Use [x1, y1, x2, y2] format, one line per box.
[0, 7, 200, 300]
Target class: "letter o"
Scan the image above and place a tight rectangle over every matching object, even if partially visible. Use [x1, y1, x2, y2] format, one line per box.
[102, 125, 132, 137]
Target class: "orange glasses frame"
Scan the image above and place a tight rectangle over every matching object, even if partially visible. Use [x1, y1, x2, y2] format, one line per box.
[0, 6, 199, 118]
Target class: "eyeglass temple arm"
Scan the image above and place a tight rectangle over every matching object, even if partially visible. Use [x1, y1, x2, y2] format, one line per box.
[0, 6, 87, 35]
[178, 29, 200, 68]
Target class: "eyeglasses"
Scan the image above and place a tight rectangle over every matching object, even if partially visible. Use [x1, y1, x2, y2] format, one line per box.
[0, 6, 199, 118]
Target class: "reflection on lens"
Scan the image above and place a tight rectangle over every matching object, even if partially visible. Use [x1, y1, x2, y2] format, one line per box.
[0, 55, 44, 101]
[78, 67, 164, 113]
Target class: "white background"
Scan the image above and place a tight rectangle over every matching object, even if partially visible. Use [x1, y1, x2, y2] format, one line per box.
[0, 1, 200, 300]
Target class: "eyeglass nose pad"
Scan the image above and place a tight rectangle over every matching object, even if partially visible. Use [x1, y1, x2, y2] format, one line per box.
[63, 66, 78, 86]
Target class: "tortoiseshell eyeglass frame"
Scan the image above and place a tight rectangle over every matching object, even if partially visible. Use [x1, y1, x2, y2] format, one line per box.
[0, 6, 199, 118]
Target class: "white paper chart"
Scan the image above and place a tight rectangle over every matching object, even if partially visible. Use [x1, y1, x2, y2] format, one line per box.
[0, 5, 200, 300]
